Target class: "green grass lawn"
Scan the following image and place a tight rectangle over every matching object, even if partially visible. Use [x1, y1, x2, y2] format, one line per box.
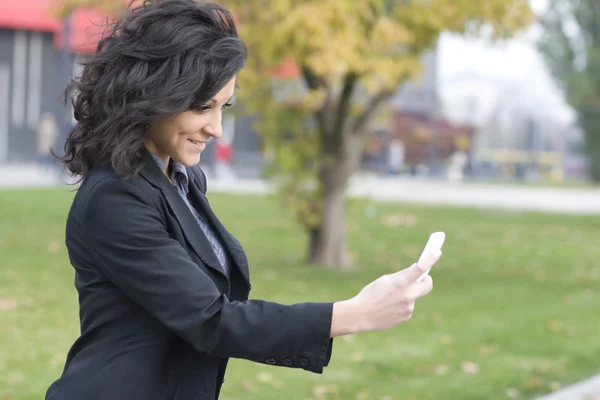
[1, 188, 599, 400]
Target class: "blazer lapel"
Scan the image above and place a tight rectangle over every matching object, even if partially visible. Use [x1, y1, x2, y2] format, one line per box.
[138, 150, 227, 280]
[187, 174, 251, 287]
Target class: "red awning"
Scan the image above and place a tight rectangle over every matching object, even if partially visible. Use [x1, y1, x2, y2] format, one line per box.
[0, 0, 109, 54]
[0, 0, 301, 76]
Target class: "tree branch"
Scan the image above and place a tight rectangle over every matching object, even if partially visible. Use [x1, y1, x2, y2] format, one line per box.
[333, 72, 358, 138]
[352, 90, 394, 136]
[301, 64, 332, 138]
[301, 64, 326, 90]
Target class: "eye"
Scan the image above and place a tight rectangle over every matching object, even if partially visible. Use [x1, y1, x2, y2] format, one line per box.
[192, 102, 233, 113]
[191, 104, 212, 113]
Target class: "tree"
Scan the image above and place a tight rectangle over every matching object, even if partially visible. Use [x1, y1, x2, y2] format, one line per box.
[53, 0, 533, 268]
[538, 0, 600, 182]
[220, 0, 532, 268]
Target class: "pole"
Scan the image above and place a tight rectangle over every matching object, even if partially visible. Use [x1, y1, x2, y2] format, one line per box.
[60, 13, 72, 158]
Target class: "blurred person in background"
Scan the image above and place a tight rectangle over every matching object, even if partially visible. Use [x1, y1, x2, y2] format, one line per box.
[387, 138, 405, 176]
[37, 111, 60, 179]
[45, 1, 437, 399]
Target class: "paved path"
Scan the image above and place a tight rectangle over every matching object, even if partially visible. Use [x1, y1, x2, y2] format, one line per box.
[346, 175, 600, 214]
[0, 164, 59, 188]
[2, 164, 600, 215]
[212, 174, 600, 215]
[536, 375, 600, 400]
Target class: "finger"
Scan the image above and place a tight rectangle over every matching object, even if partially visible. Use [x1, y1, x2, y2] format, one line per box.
[409, 275, 434, 299]
[402, 260, 433, 284]
[388, 264, 416, 284]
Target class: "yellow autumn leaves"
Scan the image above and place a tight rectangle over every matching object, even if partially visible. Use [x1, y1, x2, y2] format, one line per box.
[226, 0, 532, 98]
[52, 0, 533, 103]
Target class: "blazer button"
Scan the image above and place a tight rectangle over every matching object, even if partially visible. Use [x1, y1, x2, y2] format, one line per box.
[282, 358, 293, 367]
[299, 358, 309, 367]
[265, 358, 277, 365]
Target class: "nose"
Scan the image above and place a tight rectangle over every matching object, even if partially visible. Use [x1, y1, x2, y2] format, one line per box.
[203, 110, 223, 139]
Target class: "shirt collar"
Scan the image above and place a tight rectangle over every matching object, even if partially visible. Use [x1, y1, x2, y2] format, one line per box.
[147, 151, 189, 192]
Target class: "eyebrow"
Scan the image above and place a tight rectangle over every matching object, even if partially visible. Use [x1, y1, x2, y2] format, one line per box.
[205, 85, 239, 105]
[207, 94, 235, 105]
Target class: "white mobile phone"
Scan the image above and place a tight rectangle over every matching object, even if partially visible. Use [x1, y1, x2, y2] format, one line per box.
[416, 232, 445, 282]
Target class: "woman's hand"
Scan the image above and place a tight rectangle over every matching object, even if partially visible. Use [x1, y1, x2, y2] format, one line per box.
[331, 262, 434, 337]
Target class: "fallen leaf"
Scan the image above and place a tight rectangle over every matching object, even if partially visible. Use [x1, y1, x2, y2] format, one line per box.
[262, 270, 277, 280]
[341, 335, 355, 343]
[312, 385, 338, 399]
[271, 380, 284, 388]
[0, 299, 17, 311]
[381, 213, 419, 227]
[546, 320, 564, 332]
[241, 380, 258, 392]
[351, 352, 364, 362]
[49, 353, 65, 369]
[435, 364, 450, 375]
[461, 361, 480, 374]
[549, 381, 562, 391]
[256, 372, 273, 383]
[6, 371, 25, 384]
[527, 376, 543, 388]
[47, 240, 61, 254]
[480, 344, 499, 355]
[440, 335, 452, 344]
[356, 389, 372, 400]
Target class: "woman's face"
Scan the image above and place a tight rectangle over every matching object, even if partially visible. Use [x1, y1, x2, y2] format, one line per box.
[145, 76, 236, 170]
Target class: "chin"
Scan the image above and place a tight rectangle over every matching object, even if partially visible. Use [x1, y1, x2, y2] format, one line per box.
[179, 153, 201, 167]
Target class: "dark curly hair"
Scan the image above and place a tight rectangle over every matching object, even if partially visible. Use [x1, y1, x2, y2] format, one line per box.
[57, 0, 247, 181]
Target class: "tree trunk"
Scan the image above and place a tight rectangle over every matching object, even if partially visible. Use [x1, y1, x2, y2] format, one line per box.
[308, 183, 350, 268]
[586, 133, 600, 182]
[308, 135, 363, 269]
[581, 110, 600, 182]
[302, 66, 391, 268]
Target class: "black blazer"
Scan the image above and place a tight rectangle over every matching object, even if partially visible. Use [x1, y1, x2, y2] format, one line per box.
[46, 150, 334, 400]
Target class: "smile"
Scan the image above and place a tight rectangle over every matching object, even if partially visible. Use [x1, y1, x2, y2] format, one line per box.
[188, 139, 206, 151]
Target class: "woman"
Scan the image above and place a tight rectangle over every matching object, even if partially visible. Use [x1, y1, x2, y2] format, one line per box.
[46, 1, 435, 399]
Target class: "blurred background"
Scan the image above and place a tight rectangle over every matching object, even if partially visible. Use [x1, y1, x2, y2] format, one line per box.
[0, 0, 599, 399]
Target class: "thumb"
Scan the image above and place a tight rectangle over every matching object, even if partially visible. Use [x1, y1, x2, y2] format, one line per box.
[403, 250, 442, 283]
[401, 262, 430, 283]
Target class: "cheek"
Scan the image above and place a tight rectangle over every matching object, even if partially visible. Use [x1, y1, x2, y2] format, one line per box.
[159, 129, 179, 150]
[160, 124, 185, 149]
[177, 113, 207, 135]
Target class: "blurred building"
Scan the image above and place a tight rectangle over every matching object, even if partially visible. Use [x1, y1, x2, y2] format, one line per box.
[390, 111, 473, 172]
[392, 47, 440, 117]
[0, 0, 266, 178]
[0, 0, 105, 163]
[441, 70, 587, 181]
[386, 43, 474, 176]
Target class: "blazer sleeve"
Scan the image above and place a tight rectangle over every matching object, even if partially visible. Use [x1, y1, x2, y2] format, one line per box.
[83, 177, 334, 373]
